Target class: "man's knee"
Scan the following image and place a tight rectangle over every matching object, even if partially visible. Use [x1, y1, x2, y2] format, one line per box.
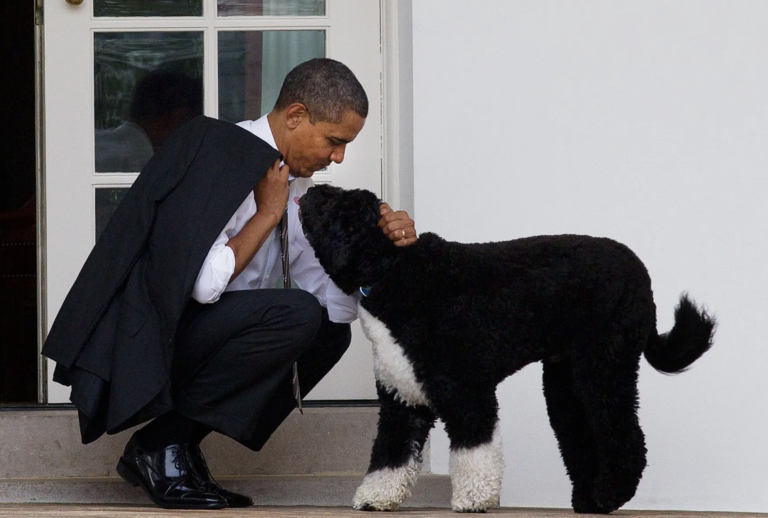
[277, 290, 323, 345]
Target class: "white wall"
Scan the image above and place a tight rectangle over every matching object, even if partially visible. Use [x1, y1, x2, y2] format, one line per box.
[412, 1, 768, 512]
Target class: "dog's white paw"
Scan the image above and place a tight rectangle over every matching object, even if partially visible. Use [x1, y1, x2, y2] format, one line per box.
[451, 493, 500, 513]
[449, 424, 504, 513]
[352, 457, 422, 511]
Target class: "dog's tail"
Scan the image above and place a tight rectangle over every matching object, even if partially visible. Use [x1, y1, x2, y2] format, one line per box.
[644, 294, 716, 374]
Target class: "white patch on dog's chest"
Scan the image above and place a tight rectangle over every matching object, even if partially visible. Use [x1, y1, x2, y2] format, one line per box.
[359, 306, 430, 408]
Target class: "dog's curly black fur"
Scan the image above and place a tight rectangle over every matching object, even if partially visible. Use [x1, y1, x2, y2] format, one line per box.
[300, 184, 716, 514]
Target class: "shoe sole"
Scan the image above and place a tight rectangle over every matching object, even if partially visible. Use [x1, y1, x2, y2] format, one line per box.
[116, 457, 228, 510]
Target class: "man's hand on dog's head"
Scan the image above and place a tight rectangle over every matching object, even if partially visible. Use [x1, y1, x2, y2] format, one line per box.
[379, 204, 417, 247]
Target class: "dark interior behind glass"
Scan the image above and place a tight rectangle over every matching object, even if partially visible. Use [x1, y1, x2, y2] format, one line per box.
[0, 0, 38, 403]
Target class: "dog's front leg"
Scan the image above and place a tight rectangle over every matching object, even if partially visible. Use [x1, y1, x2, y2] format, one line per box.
[435, 388, 504, 513]
[353, 382, 436, 511]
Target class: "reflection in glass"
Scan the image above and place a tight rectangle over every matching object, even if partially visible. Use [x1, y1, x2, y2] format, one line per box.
[218, 30, 325, 123]
[94, 32, 204, 173]
[95, 0, 202, 18]
[218, 0, 325, 17]
[95, 188, 129, 241]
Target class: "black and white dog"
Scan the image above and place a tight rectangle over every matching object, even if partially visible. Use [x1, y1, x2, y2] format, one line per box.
[299, 184, 715, 514]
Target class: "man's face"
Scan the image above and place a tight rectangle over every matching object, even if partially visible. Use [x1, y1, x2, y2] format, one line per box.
[284, 108, 366, 178]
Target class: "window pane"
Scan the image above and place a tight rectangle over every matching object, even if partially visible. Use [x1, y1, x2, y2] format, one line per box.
[218, 0, 325, 17]
[95, 0, 202, 17]
[95, 188, 129, 241]
[94, 32, 204, 173]
[218, 30, 325, 123]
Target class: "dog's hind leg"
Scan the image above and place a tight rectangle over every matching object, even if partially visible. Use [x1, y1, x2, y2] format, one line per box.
[543, 358, 606, 514]
[433, 386, 503, 513]
[353, 382, 436, 512]
[571, 337, 647, 513]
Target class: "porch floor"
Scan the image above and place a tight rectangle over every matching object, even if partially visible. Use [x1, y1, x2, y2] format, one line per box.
[0, 505, 764, 518]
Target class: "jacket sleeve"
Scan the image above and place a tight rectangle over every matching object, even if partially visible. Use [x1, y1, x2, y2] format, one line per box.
[42, 116, 211, 368]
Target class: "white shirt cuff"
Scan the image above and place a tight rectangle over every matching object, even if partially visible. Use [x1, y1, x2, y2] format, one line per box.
[325, 293, 360, 324]
[191, 245, 236, 304]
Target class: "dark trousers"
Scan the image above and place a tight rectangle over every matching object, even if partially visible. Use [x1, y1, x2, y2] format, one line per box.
[170, 289, 351, 451]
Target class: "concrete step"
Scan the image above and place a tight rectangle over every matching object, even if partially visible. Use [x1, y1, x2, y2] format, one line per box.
[0, 406, 450, 506]
[0, 406, 394, 477]
[0, 474, 452, 507]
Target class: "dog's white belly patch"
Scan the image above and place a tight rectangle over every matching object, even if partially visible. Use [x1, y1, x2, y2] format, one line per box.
[359, 306, 430, 408]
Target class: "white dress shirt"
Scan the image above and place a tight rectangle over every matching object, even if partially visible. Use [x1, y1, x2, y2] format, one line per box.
[191, 115, 359, 323]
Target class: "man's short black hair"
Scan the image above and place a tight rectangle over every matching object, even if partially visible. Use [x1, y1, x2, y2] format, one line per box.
[274, 58, 368, 123]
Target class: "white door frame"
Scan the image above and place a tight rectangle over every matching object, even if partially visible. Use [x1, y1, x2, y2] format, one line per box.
[381, 0, 414, 218]
[34, 0, 48, 405]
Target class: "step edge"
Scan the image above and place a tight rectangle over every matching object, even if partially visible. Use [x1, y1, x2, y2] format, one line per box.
[0, 473, 449, 482]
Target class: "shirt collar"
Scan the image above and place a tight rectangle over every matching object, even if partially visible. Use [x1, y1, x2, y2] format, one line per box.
[250, 114, 295, 182]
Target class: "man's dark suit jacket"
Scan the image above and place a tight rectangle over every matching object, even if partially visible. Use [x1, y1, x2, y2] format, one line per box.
[42, 116, 281, 443]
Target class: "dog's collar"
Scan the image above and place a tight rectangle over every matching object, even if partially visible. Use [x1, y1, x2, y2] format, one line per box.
[357, 251, 404, 299]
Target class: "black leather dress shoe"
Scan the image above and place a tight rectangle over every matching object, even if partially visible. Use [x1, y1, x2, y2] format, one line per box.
[188, 443, 254, 508]
[116, 435, 227, 509]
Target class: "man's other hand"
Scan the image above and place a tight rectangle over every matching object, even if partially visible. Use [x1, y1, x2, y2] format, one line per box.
[378, 204, 417, 247]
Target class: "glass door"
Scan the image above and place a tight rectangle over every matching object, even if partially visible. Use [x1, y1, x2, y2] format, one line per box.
[44, 0, 382, 403]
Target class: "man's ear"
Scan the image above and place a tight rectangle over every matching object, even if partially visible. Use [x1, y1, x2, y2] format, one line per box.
[285, 103, 309, 130]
